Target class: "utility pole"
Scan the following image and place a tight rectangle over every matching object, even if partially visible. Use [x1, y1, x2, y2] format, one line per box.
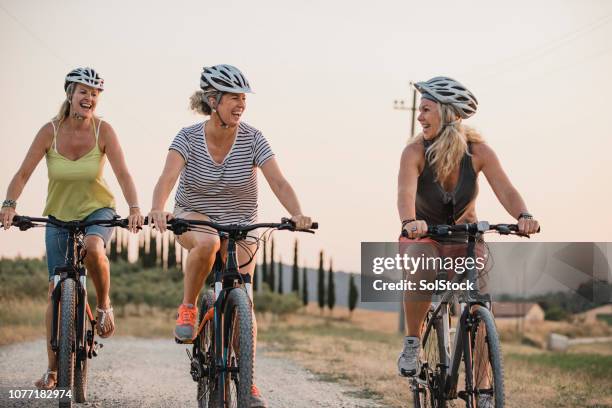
[393, 82, 419, 138]
[394, 82, 419, 334]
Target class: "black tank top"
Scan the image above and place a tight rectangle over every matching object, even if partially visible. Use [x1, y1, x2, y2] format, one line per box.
[415, 140, 477, 225]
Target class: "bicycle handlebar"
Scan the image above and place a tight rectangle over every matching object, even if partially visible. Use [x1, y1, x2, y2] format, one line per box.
[424, 221, 540, 238]
[10, 215, 131, 231]
[166, 217, 318, 236]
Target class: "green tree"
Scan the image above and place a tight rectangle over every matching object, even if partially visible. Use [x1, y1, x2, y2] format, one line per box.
[149, 232, 158, 267]
[138, 234, 145, 266]
[261, 239, 268, 290]
[292, 239, 299, 293]
[348, 273, 359, 319]
[167, 233, 177, 269]
[269, 238, 276, 292]
[327, 259, 336, 313]
[253, 261, 259, 292]
[278, 257, 284, 294]
[120, 229, 128, 262]
[110, 228, 118, 262]
[317, 250, 325, 312]
[302, 264, 309, 306]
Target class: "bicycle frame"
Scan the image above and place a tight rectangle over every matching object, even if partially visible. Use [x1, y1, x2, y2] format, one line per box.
[415, 232, 492, 403]
[49, 228, 96, 362]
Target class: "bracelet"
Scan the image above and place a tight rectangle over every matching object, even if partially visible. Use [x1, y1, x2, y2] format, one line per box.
[518, 212, 533, 220]
[401, 218, 416, 228]
[2, 199, 16, 209]
[129, 205, 140, 209]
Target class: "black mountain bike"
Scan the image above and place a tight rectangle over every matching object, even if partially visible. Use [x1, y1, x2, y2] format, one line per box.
[167, 217, 317, 408]
[11, 215, 131, 408]
[409, 221, 538, 408]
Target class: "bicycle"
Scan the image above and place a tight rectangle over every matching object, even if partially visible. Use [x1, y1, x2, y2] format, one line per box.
[405, 221, 538, 408]
[166, 217, 317, 408]
[10, 214, 132, 408]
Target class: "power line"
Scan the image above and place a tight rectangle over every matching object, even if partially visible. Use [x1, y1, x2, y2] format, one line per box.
[465, 12, 612, 80]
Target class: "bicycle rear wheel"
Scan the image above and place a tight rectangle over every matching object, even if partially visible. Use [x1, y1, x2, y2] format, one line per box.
[197, 291, 217, 408]
[464, 306, 504, 408]
[57, 279, 76, 408]
[415, 307, 447, 408]
[223, 288, 254, 408]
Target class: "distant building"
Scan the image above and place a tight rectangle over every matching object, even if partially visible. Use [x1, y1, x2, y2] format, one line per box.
[493, 302, 545, 324]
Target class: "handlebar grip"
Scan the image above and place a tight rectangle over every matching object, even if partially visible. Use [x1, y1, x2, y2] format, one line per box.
[310, 222, 318, 230]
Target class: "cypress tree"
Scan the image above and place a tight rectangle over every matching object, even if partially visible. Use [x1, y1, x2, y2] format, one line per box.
[327, 259, 336, 313]
[278, 257, 284, 294]
[349, 273, 358, 319]
[302, 264, 309, 306]
[121, 228, 129, 262]
[262, 239, 268, 290]
[150, 231, 158, 267]
[253, 261, 259, 291]
[110, 228, 118, 262]
[292, 239, 299, 293]
[168, 233, 177, 269]
[269, 238, 275, 292]
[317, 250, 325, 312]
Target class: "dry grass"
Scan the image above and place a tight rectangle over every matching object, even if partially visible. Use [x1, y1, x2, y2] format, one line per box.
[258, 305, 612, 408]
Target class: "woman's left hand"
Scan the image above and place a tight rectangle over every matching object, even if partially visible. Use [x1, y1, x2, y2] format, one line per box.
[127, 207, 145, 233]
[291, 214, 313, 230]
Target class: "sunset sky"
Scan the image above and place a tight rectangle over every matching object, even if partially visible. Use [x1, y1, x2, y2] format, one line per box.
[1, 0, 611, 272]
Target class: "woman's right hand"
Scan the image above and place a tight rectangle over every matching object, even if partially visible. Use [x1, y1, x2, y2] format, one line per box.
[402, 220, 428, 239]
[1, 206, 17, 230]
[148, 210, 174, 233]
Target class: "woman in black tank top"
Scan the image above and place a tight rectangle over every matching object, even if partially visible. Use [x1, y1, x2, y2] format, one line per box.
[395, 77, 540, 381]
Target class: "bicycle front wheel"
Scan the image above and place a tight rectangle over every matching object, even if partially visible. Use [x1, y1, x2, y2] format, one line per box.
[57, 279, 76, 408]
[74, 315, 90, 403]
[464, 306, 504, 408]
[223, 288, 254, 408]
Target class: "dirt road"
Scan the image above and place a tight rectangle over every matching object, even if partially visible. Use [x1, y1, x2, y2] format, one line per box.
[0, 337, 385, 407]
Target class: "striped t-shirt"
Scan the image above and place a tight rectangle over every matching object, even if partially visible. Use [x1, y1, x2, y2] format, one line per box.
[170, 121, 274, 225]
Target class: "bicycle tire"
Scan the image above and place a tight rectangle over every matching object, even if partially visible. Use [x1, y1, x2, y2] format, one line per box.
[464, 306, 504, 408]
[197, 291, 218, 408]
[57, 279, 76, 408]
[223, 288, 254, 408]
[416, 308, 447, 408]
[73, 319, 90, 403]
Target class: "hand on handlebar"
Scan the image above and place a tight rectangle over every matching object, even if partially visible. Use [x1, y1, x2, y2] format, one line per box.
[402, 220, 428, 239]
[148, 210, 174, 233]
[127, 207, 145, 233]
[290, 214, 313, 230]
[0, 206, 17, 230]
[517, 216, 540, 236]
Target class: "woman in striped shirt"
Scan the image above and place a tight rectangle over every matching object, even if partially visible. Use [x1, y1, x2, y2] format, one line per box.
[149, 64, 311, 408]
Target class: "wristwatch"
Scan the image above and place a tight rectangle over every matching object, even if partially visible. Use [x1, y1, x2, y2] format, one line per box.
[518, 212, 533, 220]
[2, 199, 16, 209]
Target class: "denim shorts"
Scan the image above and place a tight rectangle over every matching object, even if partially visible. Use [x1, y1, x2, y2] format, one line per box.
[45, 207, 116, 281]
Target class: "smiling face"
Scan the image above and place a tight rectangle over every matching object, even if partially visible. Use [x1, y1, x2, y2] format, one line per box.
[417, 98, 442, 139]
[69, 83, 100, 119]
[211, 92, 246, 127]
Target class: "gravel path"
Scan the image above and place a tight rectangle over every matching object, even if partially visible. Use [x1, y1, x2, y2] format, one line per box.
[0, 337, 384, 407]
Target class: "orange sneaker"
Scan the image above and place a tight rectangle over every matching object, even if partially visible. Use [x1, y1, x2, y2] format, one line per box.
[250, 384, 268, 408]
[174, 303, 197, 342]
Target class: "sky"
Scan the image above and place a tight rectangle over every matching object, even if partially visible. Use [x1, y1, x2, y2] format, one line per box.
[1, 0, 611, 273]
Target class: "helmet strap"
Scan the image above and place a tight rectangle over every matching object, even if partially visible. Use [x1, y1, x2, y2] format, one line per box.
[211, 94, 229, 129]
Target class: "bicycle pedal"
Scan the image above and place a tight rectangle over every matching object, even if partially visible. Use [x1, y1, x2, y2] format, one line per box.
[175, 337, 194, 344]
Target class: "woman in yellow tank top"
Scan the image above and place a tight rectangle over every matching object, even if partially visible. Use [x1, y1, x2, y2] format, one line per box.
[0, 67, 144, 389]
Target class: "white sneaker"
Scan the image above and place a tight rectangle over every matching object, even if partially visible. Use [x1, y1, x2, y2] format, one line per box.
[397, 336, 420, 376]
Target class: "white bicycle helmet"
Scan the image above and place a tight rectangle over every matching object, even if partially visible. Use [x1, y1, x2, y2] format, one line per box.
[64, 67, 104, 91]
[414, 77, 477, 119]
[200, 64, 253, 94]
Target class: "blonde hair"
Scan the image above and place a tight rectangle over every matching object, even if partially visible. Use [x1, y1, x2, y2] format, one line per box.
[411, 103, 484, 183]
[54, 83, 75, 122]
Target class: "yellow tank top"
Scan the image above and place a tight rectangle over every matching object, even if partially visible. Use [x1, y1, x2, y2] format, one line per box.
[43, 119, 115, 221]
